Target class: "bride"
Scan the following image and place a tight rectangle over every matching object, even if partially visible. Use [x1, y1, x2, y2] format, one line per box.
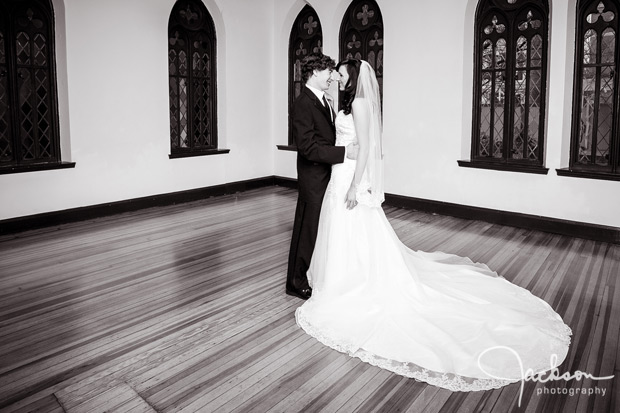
[295, 59, 572, 391]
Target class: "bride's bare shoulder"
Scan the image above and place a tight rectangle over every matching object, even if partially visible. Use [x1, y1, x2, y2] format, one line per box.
[351, 98, 369, 116]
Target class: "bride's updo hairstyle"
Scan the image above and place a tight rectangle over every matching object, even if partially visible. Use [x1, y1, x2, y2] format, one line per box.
[335, 59, 362, 115]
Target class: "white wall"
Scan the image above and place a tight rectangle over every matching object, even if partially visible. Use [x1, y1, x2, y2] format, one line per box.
[273, 0, 620, 228]
[2, 0, 619, 229]
[0, 0, 274, 220]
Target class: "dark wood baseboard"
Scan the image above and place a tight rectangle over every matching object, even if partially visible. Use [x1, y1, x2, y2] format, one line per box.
[2, 176, 618, 244]
[0, 176, 276, 235]
[384, 193, 620, 244]
[273, 175, 297, 189]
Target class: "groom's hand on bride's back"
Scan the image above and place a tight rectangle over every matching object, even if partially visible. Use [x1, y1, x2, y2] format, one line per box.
[346, 144, 359, 160]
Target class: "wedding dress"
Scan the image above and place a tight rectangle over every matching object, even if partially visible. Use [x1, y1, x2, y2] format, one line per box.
[295, 69, 571, 390]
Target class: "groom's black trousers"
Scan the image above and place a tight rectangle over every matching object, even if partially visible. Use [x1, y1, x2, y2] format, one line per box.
[286, 86, 344, 292]
[287, 198, 322, 291]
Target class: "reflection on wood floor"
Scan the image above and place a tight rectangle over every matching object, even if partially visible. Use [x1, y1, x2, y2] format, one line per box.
[0, 186, 618, 412]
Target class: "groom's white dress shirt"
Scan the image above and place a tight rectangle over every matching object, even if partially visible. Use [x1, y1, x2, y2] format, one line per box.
[306, 84, 333, 121]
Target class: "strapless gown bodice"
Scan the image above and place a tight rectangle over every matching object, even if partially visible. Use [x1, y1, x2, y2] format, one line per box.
[326, 111, 377, 207]
[335, 111, 357, 146]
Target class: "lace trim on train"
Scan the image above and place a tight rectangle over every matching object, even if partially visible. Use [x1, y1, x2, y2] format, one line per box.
[296, 307, 571, 392]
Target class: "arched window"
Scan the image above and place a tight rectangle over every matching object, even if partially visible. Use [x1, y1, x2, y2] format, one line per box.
[287, 5, 323, 146]
[469, 0, 549, 172]
[0, 0, 62, 172]
[168, 0, 220, 158]
[339, 0, 383, 99]
[568, 0, 619, 178]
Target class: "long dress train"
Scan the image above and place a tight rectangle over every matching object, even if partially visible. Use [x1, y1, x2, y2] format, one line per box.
[295, 111, 572, 391]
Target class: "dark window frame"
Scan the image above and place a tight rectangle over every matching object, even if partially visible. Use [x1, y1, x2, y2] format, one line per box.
[339, 0, 384, 107]
[559, 0, 620, 180]
[0, 0, 66, 174]
[168, 0, 221, 159]
[465, 0, 550, 174]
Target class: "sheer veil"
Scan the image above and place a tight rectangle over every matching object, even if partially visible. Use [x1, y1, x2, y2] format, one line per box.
[356, 60, 384, 207]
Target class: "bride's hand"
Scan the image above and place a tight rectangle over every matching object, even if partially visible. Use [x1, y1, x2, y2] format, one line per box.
[346, 184, 358, 209]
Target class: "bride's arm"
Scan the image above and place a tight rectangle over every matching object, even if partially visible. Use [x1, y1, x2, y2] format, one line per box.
[346, 98, 370, 210]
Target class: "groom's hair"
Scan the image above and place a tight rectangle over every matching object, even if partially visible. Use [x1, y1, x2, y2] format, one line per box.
[301, 53, 335, 83]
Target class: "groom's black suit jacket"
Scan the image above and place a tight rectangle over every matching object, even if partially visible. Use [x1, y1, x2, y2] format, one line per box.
[286, 86, 345, 291]
[292, 87, 345, 203]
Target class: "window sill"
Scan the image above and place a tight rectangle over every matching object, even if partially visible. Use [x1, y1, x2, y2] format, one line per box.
[556, 168, 620, 182]
[276, 145, 297, 152]
[0, 161, 76, 175]
[169, 149, 230, 159]
[457, 160, 549, 175]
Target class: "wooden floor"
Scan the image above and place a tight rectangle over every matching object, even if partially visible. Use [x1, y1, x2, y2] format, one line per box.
[0, 186, 618, 413]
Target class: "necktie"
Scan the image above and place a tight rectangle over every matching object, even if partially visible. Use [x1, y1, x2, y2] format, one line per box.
[322, 95, 333, 122]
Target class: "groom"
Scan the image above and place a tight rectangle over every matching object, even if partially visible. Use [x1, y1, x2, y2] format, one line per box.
[286, 53, 358, 300]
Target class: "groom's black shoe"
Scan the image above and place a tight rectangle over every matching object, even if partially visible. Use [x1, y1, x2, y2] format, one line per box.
[286, 286, 312, 300]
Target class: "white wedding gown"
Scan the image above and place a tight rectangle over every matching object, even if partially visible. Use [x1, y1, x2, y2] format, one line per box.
[295, 111, 572, 391]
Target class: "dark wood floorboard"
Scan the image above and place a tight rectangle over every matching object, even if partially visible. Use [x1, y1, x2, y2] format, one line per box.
[0, 186, 617, 413]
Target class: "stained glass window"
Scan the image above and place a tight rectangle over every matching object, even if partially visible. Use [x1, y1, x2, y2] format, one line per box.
[0, 0, 60, 170]
[288, 5, 323, 146]
[168, 0, 217, 156]
[472, 0, 549, 168]
[569, 1, 619, 174]
[339, 0, 384, 102]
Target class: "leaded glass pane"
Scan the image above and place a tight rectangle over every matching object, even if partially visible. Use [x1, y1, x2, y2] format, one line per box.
[530, 34, 542, 67]
[578, 67, 596, 164]
[596, 65, 614, 165]
[513, 70, 526, 159]
[0, 31, 5, 64]
[293, 54, 302, 82]
[484, 15, 505, 35]
[16, 32, 30, 65]
[518, 10, 542, 31]
[169, 77, 179, 149]
[344, 33, 363, 60]
[179, 50, 187, 76]
[179, 77, 188, 148]
[169, 49, 177, 76]
[583, 29, 597, 64]
[482, 40, 492, 69]
[18, 68, 35, 160]
[479, 72, 492, 157]
[352, 2, 378, 29]
[493, 72, 505, 158]
[515, 36, 527, 68]
[527, 69, 541, 160]
[367, 50, 376, 70]
[587, 2, 615, 23]
[601, 27, 615, 64]
[33, 33, 46, 66]
[0, 71, 10, 162]
[495, 38, 506, 69]
[193, 77, 210, 148]
[35, 68, 51, 159]
[192, 34, 210, 78]
[0, 28, 10, 162]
